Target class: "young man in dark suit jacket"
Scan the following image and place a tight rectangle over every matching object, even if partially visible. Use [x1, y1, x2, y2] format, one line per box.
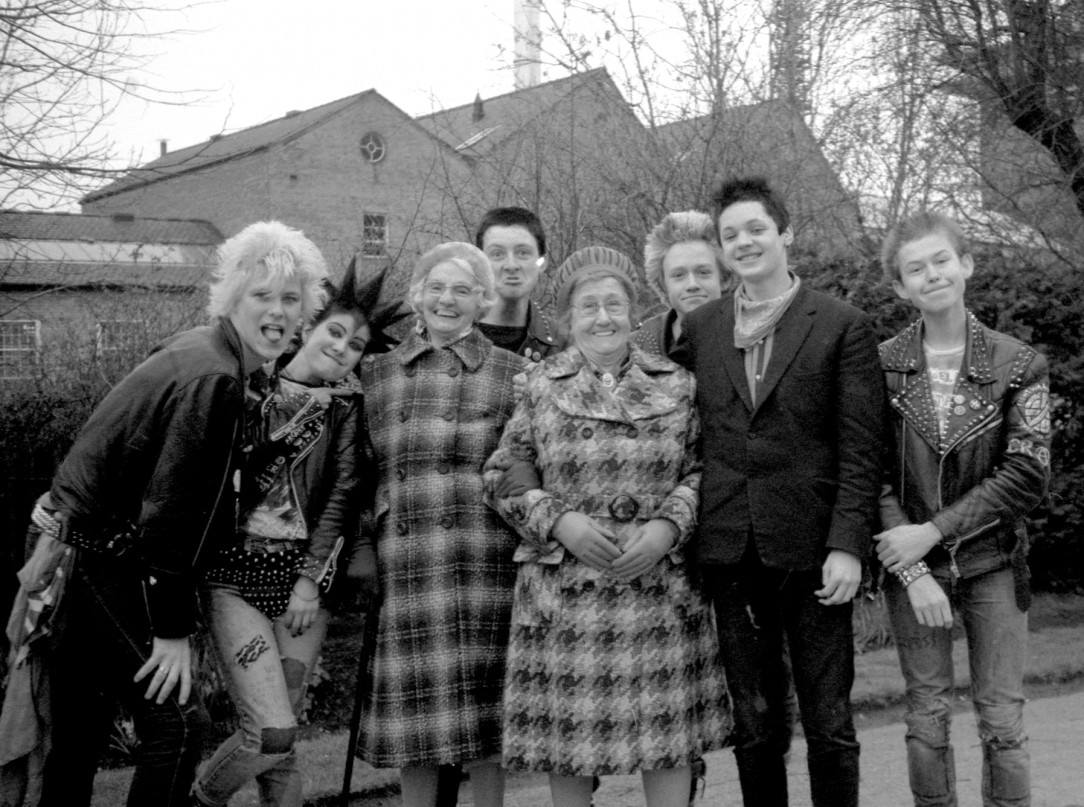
[676, 177, 883, 807]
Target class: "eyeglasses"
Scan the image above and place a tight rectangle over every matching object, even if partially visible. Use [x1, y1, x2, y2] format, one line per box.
[573, 300, 630, 317]
[423, 282, 479, 300]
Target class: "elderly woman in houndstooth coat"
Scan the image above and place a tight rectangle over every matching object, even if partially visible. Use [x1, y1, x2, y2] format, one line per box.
[355, 242, 523, 807]
[483, 246, 730, 807]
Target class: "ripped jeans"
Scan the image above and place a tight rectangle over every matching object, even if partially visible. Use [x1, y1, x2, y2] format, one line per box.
[885, 566, 1029, 807]
[193, 583, 329, 807]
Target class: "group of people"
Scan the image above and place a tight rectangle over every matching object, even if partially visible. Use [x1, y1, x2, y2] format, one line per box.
[0, 175, 1050, 807]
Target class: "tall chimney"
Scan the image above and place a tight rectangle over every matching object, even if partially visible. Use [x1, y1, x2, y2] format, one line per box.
[514, 0, 541, 89]
[159, 139, 168, 157]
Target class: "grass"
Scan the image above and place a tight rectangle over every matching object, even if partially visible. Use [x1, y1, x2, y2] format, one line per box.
[89, 591, 1084, 806]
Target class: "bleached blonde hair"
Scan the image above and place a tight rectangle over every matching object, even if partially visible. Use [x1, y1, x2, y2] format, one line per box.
[643, 210, 724, 303]
[207, 221, 329, 320]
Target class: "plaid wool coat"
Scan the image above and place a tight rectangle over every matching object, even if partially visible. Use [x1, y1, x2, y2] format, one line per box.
[355, 327, 524, 767]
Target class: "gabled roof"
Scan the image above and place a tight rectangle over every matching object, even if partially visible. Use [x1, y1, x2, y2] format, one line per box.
[0, 210, 222, 289]
[417, 68, 623, 155]
[655, 99, 810, 153]
[0, 210, 222, 244]
[82, 90, 384, 203]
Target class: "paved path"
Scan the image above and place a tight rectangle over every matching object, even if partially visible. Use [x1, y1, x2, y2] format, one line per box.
[496, 690, 1084, 807]
[92, 689, 1084, 805]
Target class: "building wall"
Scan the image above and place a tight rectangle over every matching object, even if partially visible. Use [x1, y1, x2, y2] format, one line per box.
[665, 103, 864, 258]
[83, 96, 476, 299]
[452, 75, 661, 308]
[978, 103, 1084, 246]
[1, 287, 205, 382]
[83, 155, 273, 243]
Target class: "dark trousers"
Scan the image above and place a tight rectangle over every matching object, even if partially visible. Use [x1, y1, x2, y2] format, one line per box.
[703, 554, 859, 807]
[40, 551, 208, 807]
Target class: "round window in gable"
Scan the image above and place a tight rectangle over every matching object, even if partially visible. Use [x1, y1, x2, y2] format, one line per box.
[359, 132, 386, 163]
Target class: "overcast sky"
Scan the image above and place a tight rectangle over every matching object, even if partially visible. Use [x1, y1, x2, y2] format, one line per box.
[110, 0, 554, 166]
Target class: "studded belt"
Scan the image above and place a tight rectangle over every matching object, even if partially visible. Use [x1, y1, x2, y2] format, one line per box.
[57, 517, 137, 556]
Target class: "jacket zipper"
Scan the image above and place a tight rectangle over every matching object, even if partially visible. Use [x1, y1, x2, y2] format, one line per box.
[283, 401, 345, 588]
[896, 380, 1001, 580]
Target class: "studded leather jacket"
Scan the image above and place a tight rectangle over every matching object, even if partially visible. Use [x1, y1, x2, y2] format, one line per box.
[631, 309, 676, 357]
[516, 300, 565, 362]
[878, 312, 1050, 581]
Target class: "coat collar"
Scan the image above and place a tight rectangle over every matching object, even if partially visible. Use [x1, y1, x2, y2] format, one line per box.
[542, 345, 683, 424]
[713, 284, 816, 414]
[880, 310, 996, 384]
[396, 326, 491, 372]
[882, 310, 999, 452]
[526, 299, 560, 347]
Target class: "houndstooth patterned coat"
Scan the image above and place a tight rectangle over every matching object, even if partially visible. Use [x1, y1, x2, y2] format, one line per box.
[483, 345, 731, 776]
[356, 327, 524, 767]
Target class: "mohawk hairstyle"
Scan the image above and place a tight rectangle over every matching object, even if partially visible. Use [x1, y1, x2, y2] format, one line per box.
[319, 257, 409, 355]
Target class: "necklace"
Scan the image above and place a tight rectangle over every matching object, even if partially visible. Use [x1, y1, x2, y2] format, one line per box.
[585, 353, 628, 389]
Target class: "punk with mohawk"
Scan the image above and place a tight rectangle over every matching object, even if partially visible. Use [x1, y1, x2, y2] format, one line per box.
[193, 256, 400, 807]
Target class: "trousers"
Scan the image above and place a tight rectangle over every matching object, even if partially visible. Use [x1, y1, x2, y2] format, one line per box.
[886, 566, 1029, 807]
[40, 550, 209, 807]
[703, 555, 859, 807]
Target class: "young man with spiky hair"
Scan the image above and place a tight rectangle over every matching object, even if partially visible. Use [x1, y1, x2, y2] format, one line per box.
[676, 176, 883, 807]
[635, 209, 728, 356]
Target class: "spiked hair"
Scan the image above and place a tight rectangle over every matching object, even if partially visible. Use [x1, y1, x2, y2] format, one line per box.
[313, 258, 409, 355]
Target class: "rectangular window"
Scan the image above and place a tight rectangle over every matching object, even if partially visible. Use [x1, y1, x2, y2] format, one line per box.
[0, 319, 40, 379]
[96, 319, 145, 359]
[362, 213, 388, 257]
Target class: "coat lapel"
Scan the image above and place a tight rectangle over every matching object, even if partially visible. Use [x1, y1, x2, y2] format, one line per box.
[750, 286, 815, 417]
[714, 300, 755, 413]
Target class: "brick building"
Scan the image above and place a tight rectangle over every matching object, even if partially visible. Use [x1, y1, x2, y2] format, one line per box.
[0, 210, 220, 381]
[658, 100, 866, 258]
[78, 69, 856, 309]
[81, 89, 475, 301]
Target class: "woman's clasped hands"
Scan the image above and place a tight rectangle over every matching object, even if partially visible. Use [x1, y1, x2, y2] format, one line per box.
[552, 511, 676, 581]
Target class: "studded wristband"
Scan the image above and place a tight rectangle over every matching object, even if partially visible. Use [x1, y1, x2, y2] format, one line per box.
[895, 560, 931, 587]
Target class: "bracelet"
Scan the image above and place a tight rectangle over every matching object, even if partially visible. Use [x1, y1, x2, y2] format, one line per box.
[895, 560, 931, 588]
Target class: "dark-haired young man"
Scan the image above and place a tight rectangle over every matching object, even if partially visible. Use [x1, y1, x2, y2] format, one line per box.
[474, 206, 563, 362]
[676, 176, 883, 807]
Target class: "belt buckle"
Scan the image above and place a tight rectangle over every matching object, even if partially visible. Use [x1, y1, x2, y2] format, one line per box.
[608, 494, 639, 523]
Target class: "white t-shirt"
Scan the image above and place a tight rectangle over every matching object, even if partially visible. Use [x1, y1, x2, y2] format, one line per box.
[924, 342, 965, 437]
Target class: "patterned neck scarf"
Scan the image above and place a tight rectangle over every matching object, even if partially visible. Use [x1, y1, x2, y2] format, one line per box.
[733, 273, 801, 350]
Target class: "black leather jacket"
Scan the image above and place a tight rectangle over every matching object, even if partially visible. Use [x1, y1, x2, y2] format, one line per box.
[258, 385, 366, 587]
[51, 318, 249, 637]
[879, 312, 1051, 581]
[488, 300, 564, 362]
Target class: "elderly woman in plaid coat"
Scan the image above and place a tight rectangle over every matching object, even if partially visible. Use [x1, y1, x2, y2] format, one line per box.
[483, 247, 730, 807]
[355, 242, 523, 807]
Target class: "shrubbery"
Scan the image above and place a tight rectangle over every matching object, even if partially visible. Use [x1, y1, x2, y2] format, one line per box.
[1, 248, 1081, 599]
[805, 247, 1084, 592]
